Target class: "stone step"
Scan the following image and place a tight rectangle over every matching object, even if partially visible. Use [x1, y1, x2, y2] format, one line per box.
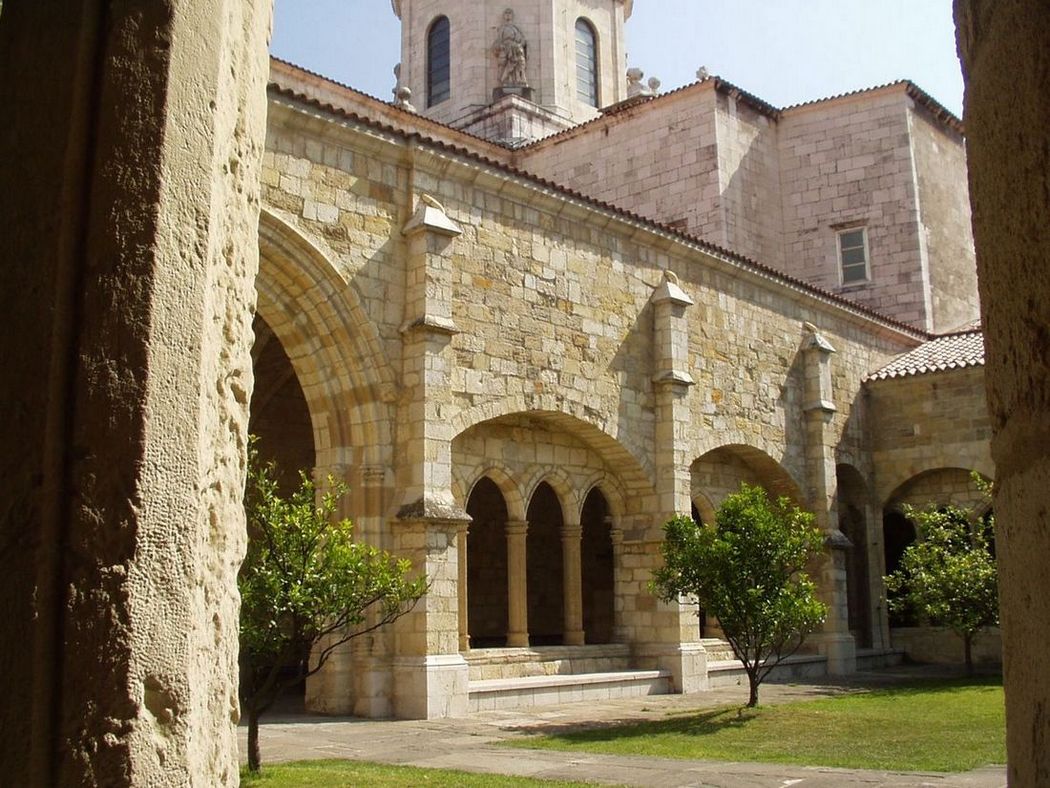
[464, 644, 632, 682]
[706, 653, 829, 688]
[468, 669, 673, 713]
[855, 647, 905, 670]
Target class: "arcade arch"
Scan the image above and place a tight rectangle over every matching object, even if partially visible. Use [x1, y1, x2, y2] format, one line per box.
[453, 411, 648, 650]
[690, 444, 804, 509]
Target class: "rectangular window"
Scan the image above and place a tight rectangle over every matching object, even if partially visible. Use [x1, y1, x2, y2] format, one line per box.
[838, 228, 870, 284]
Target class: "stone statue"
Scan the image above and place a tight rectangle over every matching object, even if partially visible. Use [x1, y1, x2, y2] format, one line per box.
[626, 67, 660, 99]
[493, 8, 528, 87]
[626, 67, 646, 97]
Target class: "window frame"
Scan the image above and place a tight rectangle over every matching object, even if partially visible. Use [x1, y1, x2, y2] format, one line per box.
[574, 17, 599, 108]
[837, 226, 871, 286]
[426, 15, 451, 108]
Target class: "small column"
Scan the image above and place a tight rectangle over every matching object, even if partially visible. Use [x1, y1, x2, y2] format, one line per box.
[801, 322, 856, 675]
[561, 522, 585, 646]
[609, 520, 626, 642]
[506, 520, 529, 647]
[458, 521, 470, 652]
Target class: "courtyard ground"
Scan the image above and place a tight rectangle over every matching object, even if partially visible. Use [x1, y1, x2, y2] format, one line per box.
[239, 665, 1006, 787]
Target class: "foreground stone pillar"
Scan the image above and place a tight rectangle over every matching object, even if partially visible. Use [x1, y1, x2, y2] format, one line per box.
[506, 520, 530, 646]
[0, 1, 272, 784]
[561, 522, 585, 646]
[955, 2, 1050, 782]
[800, 324, 856, 674]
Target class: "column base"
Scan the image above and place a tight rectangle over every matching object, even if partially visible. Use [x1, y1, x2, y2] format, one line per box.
[392, 654, 469, 719]
[564, 630, 585, 646]
[635, 642, 708, 693]
[810, 632, 857, 675]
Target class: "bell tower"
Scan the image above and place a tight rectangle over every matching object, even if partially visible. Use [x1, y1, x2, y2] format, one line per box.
[391, 0, 633, 143]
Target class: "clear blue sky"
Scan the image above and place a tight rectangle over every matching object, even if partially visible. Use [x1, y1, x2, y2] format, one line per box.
[271, 0, 964, 117]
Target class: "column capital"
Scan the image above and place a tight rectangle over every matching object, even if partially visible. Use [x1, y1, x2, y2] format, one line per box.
[505, 519, 529, 536]
[361, 465, 388, 486]
[560, 523, 583, 540]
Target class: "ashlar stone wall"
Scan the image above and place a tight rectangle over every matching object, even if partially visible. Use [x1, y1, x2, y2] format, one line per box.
[260, 87, 928, 715]
[866, 365, 993, 506]
[517, 80, 976, 334]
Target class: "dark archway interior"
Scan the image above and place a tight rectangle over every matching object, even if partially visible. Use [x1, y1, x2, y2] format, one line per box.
[247, 314, 316, 706]
[465, 477, 509, 648]
[249, 315, 315, 493]
[581, 489, 614, 644]
[526, 483, 564, 645]
[840, 503, 872, 648]
[883, 510, 918, 627]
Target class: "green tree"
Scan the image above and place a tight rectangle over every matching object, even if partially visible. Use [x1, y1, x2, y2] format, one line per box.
[651, 483, 827, 707]
[884, 482, 998, 675]
[239, 447, 427, 773]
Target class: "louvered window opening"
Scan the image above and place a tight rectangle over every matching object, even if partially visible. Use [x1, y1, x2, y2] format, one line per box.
[428, 16, 451, 107]
[575, 19, 598, 106]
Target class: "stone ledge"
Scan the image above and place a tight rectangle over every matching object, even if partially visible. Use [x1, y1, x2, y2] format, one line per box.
[468, 669, 674, 712]
[470, 669, 669, 694]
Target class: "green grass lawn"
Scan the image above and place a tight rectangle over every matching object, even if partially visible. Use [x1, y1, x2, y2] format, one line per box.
[509, 676, 1006, 773]
[240, 760, 601, 787]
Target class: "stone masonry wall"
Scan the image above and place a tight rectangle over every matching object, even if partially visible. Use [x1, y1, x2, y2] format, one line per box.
[778, 90, 931, 329]
[907, 104, 979, 332]
[714, 91, 785, 269]
[516, 84, 725, 242]
[260, 92, 929, 710]
[866, 365, 992, 506]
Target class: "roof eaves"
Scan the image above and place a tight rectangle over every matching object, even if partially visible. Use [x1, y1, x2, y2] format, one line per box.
[781, 79, 963, 133]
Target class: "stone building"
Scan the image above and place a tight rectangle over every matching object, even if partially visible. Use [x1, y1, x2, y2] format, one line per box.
[8, 1, 1050, 784]
[249, 0, 992, 719]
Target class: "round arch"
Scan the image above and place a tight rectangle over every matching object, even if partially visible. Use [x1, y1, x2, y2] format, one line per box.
[520, 467, 577, 523]
[691, 443, 805, 508]
[449, 398, 655, 498]
[459, 466, 526, 523]
[884, 467, 991, 513]
[256, 208, 396, 470]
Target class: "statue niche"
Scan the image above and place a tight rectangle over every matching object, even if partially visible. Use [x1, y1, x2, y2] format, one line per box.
[493, 8, 533, 100]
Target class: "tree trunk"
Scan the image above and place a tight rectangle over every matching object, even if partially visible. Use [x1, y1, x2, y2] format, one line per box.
[747, 671, 760, 707]
[247, 706, 262, 773]
[964, 633, 974, 676]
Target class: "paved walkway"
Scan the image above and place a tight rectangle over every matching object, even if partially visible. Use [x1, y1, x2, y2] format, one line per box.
[240, 667, 1007, 787]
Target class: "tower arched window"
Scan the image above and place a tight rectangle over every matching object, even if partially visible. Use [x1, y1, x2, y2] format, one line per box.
[575, 18, 599, 107]
[427, 16, 451, 107]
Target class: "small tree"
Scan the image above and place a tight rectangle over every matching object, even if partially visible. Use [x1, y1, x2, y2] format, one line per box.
[884, 482, 998, 675]
[651, 483, 827, 707]
[239, 448, 427, 772]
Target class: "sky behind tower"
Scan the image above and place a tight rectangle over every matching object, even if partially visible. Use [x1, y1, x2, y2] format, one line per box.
[270, 0, 964, 117]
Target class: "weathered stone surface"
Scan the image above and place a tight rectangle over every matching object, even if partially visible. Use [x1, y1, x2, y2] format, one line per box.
[956, 0, 1050, 783]
[0, 1, 271, 783]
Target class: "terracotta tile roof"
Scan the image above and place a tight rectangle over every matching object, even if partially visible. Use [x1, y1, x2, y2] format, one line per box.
[866, 329, 984, 381]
